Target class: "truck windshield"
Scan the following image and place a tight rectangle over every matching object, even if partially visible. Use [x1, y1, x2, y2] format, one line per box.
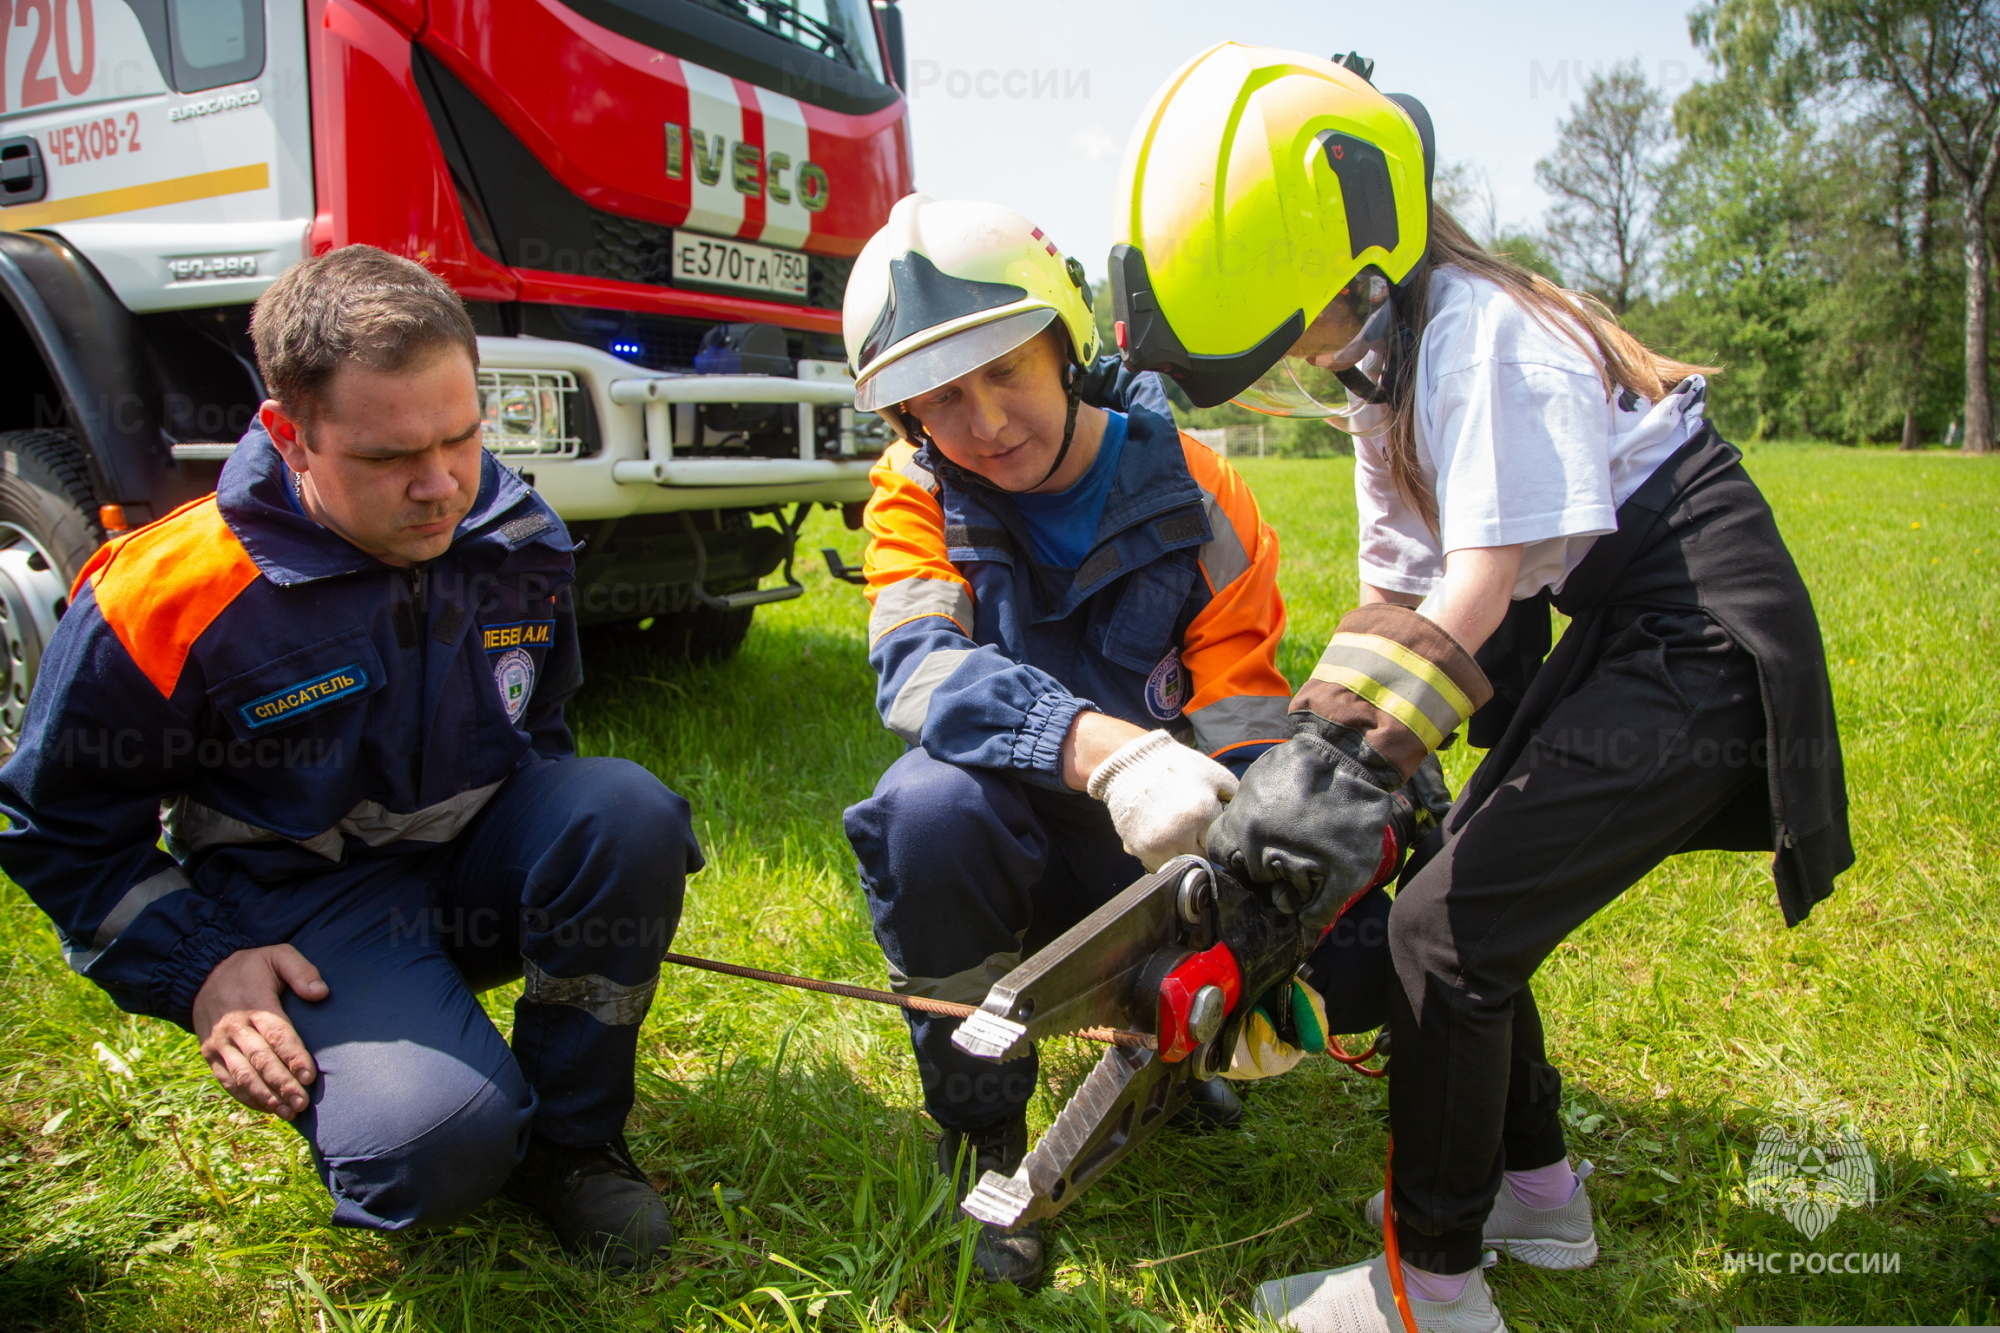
[687, 0, 884, 80]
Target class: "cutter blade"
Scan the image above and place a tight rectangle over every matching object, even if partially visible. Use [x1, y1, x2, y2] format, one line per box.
[951, 856, 1206, 1060]
[960, 1042, 1196, 1227]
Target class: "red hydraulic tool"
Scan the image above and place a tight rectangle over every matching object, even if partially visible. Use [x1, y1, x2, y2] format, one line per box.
[948, 780, 1437, 1230]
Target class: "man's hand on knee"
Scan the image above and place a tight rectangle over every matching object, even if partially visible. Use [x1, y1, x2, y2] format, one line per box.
[192, 945, 329, 1121]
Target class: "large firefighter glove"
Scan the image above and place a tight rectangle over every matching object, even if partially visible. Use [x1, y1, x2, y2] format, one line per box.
[1088, 729, 1239, 871]
[1207, 604, 1490, 929]
[1205, 717, 1407, 929]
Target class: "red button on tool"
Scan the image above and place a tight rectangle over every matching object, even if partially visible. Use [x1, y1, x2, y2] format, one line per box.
[1157, 941, 1242, 1063]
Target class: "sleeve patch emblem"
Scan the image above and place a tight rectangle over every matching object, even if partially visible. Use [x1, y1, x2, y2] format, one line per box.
[493, 647, 536, 724]
[239, 664, 370, 729]
[1145, 650, 1187, 720]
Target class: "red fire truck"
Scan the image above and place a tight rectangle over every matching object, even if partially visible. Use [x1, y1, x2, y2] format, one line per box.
[0, 0, 911, 743]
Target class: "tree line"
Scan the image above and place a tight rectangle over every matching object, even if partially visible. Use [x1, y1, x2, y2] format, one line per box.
[1166, 0, 2000, 455]
[1505, 0, 2000, 453]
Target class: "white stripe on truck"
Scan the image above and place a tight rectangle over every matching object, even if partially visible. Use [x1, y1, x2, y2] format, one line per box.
[750, 87, 814, 250]
[681, 64, 747, 239]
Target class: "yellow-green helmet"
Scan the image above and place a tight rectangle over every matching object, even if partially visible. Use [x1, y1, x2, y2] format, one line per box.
[1109, 43, 1434, 407]
[844, 194, 1099, 415]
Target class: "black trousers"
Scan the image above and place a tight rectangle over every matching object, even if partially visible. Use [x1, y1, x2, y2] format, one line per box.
[1387, 607, 1763, 1273]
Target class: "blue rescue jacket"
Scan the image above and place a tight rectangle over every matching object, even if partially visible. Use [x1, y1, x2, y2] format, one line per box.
[859, 395, 1292, 787]
[0, 427, 579, 1026]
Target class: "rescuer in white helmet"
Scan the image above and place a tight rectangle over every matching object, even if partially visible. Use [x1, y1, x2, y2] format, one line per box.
[838, 195, 1357, 1288]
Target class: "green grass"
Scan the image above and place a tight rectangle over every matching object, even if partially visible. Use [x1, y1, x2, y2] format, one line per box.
[2, 443, 1997, 1330]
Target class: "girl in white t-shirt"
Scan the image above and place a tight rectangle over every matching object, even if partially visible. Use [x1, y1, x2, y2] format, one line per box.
[1111, 44, 1850, 1333]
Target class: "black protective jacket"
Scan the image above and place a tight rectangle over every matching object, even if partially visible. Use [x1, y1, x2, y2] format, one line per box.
[1465, 424, 1852, 925]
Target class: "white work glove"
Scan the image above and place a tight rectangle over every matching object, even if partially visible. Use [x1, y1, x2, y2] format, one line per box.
[1086, 729, 1238, 871]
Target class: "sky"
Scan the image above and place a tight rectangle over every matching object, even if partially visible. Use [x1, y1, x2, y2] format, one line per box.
[895, 0, 1711, 282]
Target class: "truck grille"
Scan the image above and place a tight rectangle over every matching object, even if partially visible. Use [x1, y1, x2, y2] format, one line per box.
[412, 45, 857, 314]
[590, 210, 853, 309]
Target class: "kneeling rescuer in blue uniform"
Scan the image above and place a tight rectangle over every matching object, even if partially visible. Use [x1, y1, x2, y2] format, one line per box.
[837, 196, 1301, 1289]
[0, 246, 701, 1269]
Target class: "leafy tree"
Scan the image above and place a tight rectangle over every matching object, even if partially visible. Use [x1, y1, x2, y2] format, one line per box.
[1487, 229, 1567, 285]
[1688, 0, 2000, 452]
[1636, 120, 1823, 439]
[1536, 61, 1673, 313]
[1798, 108, 1960, 444]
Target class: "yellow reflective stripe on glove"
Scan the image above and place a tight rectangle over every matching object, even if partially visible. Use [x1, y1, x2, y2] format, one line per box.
[1292, 603, 1495, 778]
[1311, 632, 1475, 752]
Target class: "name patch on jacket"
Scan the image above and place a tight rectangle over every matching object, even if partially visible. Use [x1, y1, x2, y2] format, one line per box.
[481, 620, 555, 654]
[239, 665, 370, 729]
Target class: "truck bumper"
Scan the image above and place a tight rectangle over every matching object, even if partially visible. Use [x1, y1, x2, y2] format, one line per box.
[482, 334, 876, 518]
[165, 334, 881, 517]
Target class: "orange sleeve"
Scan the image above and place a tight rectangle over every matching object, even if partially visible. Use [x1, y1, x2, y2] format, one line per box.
[1178, 436, 1293, 758]
[861, 443, 975, 643]
[84, 495, 261, 697]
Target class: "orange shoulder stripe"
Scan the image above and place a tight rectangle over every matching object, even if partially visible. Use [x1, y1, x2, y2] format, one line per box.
[1175, 432, 1293, 714]
[84, 495, 261, 697]
[863, 442, 971, 606]
[1178, 434, 1264, 563]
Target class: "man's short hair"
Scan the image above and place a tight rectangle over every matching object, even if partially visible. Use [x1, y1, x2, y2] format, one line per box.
[251, 245, 479, 425]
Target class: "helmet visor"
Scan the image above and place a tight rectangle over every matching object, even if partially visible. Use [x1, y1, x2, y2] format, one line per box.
[1233, 357, 1342, 418]
[1231, 355, 1383, 426]
[854, 307, 1057, 412]
[1229, 276, 1390, 424]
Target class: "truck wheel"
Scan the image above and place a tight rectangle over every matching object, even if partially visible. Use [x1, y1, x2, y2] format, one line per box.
[0, 429, 99, 752]
[580, 600, 756, 667]
[649, 602, 755, 664]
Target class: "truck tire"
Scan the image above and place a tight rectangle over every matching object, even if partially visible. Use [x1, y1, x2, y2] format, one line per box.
[649, 602, 755, 664]
[584, 600, 755, 666]
[0, 429, 100, 752]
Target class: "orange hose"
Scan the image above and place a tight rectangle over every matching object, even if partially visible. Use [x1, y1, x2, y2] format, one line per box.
[1380, 1138, 1421, 1333]
[1327, 1032, 1387, 1076]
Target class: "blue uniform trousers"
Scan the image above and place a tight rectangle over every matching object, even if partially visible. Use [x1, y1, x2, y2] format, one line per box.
[200, 757, 699, 1231]
[845, 748, 1144, 1131]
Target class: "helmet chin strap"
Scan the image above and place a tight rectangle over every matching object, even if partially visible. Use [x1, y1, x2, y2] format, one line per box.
[1329, 294, 1399, 404]
[1021, 368, 1086, 493]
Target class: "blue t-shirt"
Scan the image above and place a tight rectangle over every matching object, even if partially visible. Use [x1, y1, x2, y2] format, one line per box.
[1012, 411, 1127, 569]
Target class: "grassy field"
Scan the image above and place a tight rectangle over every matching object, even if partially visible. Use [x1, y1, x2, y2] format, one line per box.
[1, 443, 1996, 1331]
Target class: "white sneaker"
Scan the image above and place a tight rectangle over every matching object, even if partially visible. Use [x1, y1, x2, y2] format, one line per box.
[1253, 1255, 1506, 1333]
[1364, 1161, 1597, 1271]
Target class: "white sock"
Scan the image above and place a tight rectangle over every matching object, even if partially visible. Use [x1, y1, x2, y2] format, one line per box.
[1400, 1261, 1471, 1303]
[1504, 1160, 1579, 1210]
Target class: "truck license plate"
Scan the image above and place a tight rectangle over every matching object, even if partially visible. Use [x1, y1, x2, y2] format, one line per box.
[672, 232, 810, 303]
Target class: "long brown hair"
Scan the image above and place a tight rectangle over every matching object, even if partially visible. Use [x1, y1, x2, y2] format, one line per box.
[1380, 208, 1717, 532]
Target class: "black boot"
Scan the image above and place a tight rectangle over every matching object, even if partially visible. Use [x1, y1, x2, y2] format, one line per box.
[938, 1116, 1045, 1290]
[505, 1133, 674, 1271]
[1170, 1076, 1245, 1131]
